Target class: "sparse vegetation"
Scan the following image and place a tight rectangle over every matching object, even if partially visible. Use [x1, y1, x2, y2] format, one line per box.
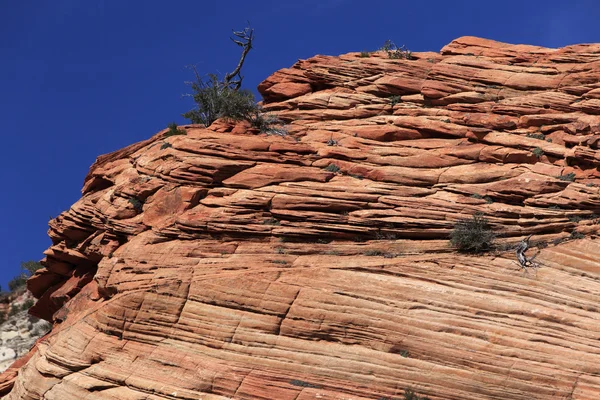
[389, 95, 401, 107]
[183, 24, 286, 135]
[568, 214, 597, 223]
[450, 213, 495, 253]
[289, 379, 321, 389]
[160, 142, 172, 150]
[526, 132, 546, 140]
[403, 388, 431, 400]
[263, 217, 281, 226]
[557, 172, 576, 182]
[4, 261, 44, 294]
[364, 249, 396, 258]
[381, 40, 413, 59]
[128, 197, 144, 212]
[21, 261, 43, 276]
[570, 230, 585, 240]
[324, 164, 341, 173]
[164, 122, 186, 137]
[8, 275, 27, 292]
[532, 147, 544, 158]
[470, 194, 494, 204]
[8, 299, 34, 316]
[360, 50, 370, 58]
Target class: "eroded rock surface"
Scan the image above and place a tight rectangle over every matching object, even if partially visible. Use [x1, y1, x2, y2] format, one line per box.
[3, 36, 600, 399]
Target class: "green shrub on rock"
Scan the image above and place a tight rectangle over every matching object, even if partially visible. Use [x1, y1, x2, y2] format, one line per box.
[450, 213, 495, 253]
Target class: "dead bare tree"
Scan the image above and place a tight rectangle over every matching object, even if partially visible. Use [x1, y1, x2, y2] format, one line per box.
[515, 234, 541, 270]
[224, 24, 254, 90]
[182, 23, 285, 135]
[183, 23, 255, 127]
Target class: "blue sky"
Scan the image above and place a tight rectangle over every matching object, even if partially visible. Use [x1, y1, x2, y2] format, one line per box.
[0, 0, 598, 290]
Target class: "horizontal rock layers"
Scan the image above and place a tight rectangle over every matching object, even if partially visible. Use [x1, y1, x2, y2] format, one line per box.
[3, 36, 600, 399]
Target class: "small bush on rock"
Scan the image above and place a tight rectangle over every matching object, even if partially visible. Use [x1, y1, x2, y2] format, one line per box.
[557, 172, 576, 182]
[183, 24, 286, 135]
[450, 213, 495, 253]
[164, 122, 187, 137]
[8, 275, 27, 292]
[532, 147, 544, 158]
[380, 40, 413, 60]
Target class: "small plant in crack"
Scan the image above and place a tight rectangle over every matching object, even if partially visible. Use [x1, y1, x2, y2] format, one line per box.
[327, 135, 338, 146]
[324, 163, 341, 173]
[275, 247, 285, 254]
[532, 147, 544, 158]
[570, 230, 585, 240]
[380, 40, 413, 60]
[128, 197, 144, 212]
[450, 213, 495, 253]
[557, 172, 576, 182]
[263, 217, 281, 225]
[389, 95, 401, 108]
[526, 132, 546, 140]
[164, 122, 187, 137]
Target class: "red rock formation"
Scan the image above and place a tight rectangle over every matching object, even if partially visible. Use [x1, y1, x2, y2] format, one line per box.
[3, 36, 600, 399]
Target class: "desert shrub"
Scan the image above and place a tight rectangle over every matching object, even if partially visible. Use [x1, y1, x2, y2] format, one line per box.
[450, 213, 495, 253]
[164, 122, 186, 137]
[570, 230, 585, 240]
[324, 164, 341, 173]
[8, 275, 27, 292]
[360, 51, 370, 58]
[128, 197, 144, 212]
[532, 147, 544, 158]
[381, 40, 413, 59]
[21, 261, 43, 276]
[557, 172, 576, 182]
[22, 299, 34, 310]
[389, 95, 401, 107]
[183, 74, 257, 127]
[470, 194, 493, 203]
[244, 107, 288, 136]
[364, 250, 385, 256]
[404, 388, 431, 400]
[526, 132, 546, 140]
[182, 24, 286, 135]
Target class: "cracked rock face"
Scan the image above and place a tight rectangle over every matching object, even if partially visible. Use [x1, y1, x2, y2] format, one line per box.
[3, 36, 600, 399]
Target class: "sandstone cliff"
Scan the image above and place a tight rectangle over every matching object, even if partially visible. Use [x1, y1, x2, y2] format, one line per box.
[3, 36, 600, 399]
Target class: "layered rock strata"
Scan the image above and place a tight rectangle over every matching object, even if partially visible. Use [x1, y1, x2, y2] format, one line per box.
[3, 36, 600, 399]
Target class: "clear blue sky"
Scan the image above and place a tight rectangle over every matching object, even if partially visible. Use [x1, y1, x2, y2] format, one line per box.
[0, 0, 598, 290]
